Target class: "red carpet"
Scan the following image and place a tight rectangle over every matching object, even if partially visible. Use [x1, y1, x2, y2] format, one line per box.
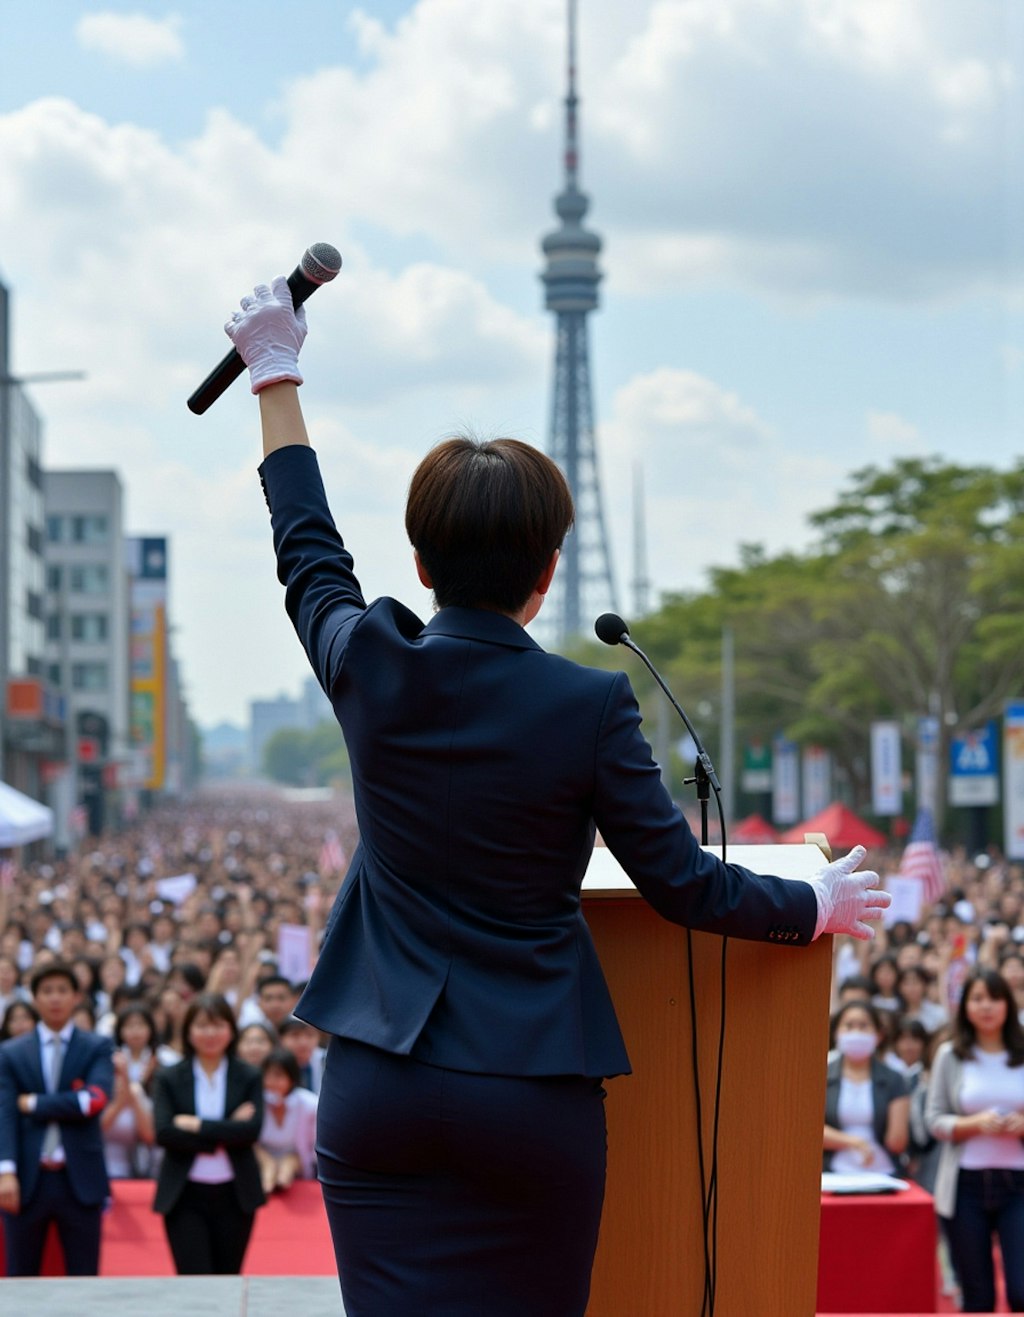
[0, 1180, 337, 1278]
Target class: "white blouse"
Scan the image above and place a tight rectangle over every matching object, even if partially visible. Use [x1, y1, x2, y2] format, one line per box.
[187, 1058, 234, 1184]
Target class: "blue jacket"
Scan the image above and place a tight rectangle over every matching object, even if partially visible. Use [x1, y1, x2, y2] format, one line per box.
[263, 446, 818, 1078]
[0, 1026, 113, 1206]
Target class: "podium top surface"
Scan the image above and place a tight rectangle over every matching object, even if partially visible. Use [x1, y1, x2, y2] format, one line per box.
[582, 841, 827, 898]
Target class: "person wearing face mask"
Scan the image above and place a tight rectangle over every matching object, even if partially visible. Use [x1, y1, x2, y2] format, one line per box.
[824, 999, 910, 1175]
[926, 968, 1024, 1312]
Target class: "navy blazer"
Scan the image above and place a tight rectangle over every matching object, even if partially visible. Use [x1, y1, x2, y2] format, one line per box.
[0, 1026, 113, 1207]
[262, 446, 818, 1079]
[152, 1057, 264, 1215]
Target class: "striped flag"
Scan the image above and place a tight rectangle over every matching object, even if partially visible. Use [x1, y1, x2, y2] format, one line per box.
[899, 807, 946, 903]
[319, 829, 347, 876]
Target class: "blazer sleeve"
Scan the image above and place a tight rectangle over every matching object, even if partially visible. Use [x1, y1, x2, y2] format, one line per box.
[0, 1046, 18, 1166]
[260, 445, 366, 699]
[33, 1035, 113, 1124]
[197, 1065, 263, 1148]
[154, 1063, 263, 1151]
[153, 1065, 202, 1152]
[592, 672, 819, 943]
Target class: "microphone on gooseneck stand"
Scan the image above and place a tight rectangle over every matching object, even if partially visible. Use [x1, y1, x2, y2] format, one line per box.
[187, 242, 343, 415]
[594, 612, 722, 803]
[595, 610, 727, 1317]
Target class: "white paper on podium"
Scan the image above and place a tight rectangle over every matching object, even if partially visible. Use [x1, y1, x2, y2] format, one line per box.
[582, 842, 829, 897]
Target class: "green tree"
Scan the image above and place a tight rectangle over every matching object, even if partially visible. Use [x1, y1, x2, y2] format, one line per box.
[586, 457, 1024, 830]
[263, 721, 350, 787]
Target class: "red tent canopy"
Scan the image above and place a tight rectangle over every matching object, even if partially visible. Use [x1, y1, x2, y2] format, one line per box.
[778, 802, 888, 850]
[731, 813, 779, 844]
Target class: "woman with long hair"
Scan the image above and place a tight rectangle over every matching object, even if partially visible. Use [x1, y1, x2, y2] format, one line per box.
[152, 993, 264, 1274]
[927, 968, 1024, 1311]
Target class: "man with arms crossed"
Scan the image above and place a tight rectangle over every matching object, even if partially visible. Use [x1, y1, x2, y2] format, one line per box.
[0, 962, 113, 1275]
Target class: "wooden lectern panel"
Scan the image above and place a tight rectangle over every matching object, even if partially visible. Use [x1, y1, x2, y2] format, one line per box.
[582, 845, 832, 1317]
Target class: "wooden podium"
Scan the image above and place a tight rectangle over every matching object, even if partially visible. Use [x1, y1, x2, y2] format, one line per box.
[581, 843, 833, 1317]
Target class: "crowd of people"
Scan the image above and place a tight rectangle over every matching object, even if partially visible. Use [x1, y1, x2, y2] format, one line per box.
[0, 787, 353, 1275]
[824, 843, 1024, 1312]
[2, 787, 1023, 1304]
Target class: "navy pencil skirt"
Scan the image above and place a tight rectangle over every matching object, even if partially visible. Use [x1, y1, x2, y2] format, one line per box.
[316, 1036, 608, 1317]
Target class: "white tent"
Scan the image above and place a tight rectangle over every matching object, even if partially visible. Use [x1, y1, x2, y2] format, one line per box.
[0, 779, 54, 847]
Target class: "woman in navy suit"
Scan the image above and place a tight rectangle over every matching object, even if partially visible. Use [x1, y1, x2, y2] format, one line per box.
[225, 277, 889, 1317]
[152, 993, 264, 1274]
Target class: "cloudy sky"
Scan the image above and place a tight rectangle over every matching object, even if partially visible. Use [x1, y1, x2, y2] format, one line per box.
[1, 1, 1021, 729]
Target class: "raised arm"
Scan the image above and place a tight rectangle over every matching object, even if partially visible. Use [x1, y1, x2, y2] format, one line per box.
[259, 381, 309, 459]
[223, 275, 310, 460]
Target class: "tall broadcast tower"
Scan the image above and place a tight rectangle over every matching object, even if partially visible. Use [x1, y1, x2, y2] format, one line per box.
[541, 0, 618, 645]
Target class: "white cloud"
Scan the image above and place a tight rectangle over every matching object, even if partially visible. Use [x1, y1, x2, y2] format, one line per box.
[0, 83, 547, 722]
[866, 409, 924, 450]
[597, 367, 838, 600]
[2, 0, 1018, 719]
[75, 12, 185, 67]
[1000, 344, 1024, 374]
[591, 0, 1011, 301]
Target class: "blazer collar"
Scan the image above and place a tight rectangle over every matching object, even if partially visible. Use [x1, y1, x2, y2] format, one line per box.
[37, 1023, 75, 1048]
[422, 606, 544, 653]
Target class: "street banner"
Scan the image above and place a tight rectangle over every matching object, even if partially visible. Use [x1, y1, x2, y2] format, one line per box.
[949, 722, 999, 808]
[741, 741, 772, 794]
[1005, 702, 1024, 860]
[871, 721, 902, 816]
[916, 716, 940, 816]
[772, 736, 800, 825]
[801, 745, 831, 817]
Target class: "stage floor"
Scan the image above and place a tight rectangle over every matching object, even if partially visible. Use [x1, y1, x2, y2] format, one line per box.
[0, 1276, 1001, 1316]
[0, 1276, 346, 1317]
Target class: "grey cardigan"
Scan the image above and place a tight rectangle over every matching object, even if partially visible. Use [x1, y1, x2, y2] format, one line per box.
[924, 1040, 965, 1218]
[925, 1038, 1024, 1218]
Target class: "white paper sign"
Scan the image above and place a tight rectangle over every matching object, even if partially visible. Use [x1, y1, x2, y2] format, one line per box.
[277, 923, 313, 983]
[154, 873, 197, 906]
[883, 875, 923, 928]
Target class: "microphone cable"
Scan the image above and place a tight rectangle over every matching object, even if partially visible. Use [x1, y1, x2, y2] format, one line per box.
[692, 785, 728, 1317]
[593, 613, 729, 1316]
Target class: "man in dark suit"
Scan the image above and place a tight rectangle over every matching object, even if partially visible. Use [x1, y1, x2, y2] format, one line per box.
[0, 961, 113, 1275]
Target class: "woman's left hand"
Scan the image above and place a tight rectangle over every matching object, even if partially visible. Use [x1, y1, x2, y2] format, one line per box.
[173, 1114, 202, 1132]
[1001, 1112, 1024, 1136]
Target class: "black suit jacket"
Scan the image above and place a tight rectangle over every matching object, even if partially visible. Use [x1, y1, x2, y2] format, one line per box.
[0, 1026, 113, 1207]
[823, 1054, 909, 1171]
[152, 1057, 264, 1215]
[263, 446, 819, 1079]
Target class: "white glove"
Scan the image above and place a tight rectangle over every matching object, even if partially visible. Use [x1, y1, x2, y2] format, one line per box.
[808, 845, 891, 941]
[224, 275, 307, 393]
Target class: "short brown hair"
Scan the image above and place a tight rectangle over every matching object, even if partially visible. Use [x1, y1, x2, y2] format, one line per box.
[405, 436, 574, 613]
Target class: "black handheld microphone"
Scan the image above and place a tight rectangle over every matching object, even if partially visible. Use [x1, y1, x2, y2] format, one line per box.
[594, 612, 722, 794]
[187, 242, 343, 415]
